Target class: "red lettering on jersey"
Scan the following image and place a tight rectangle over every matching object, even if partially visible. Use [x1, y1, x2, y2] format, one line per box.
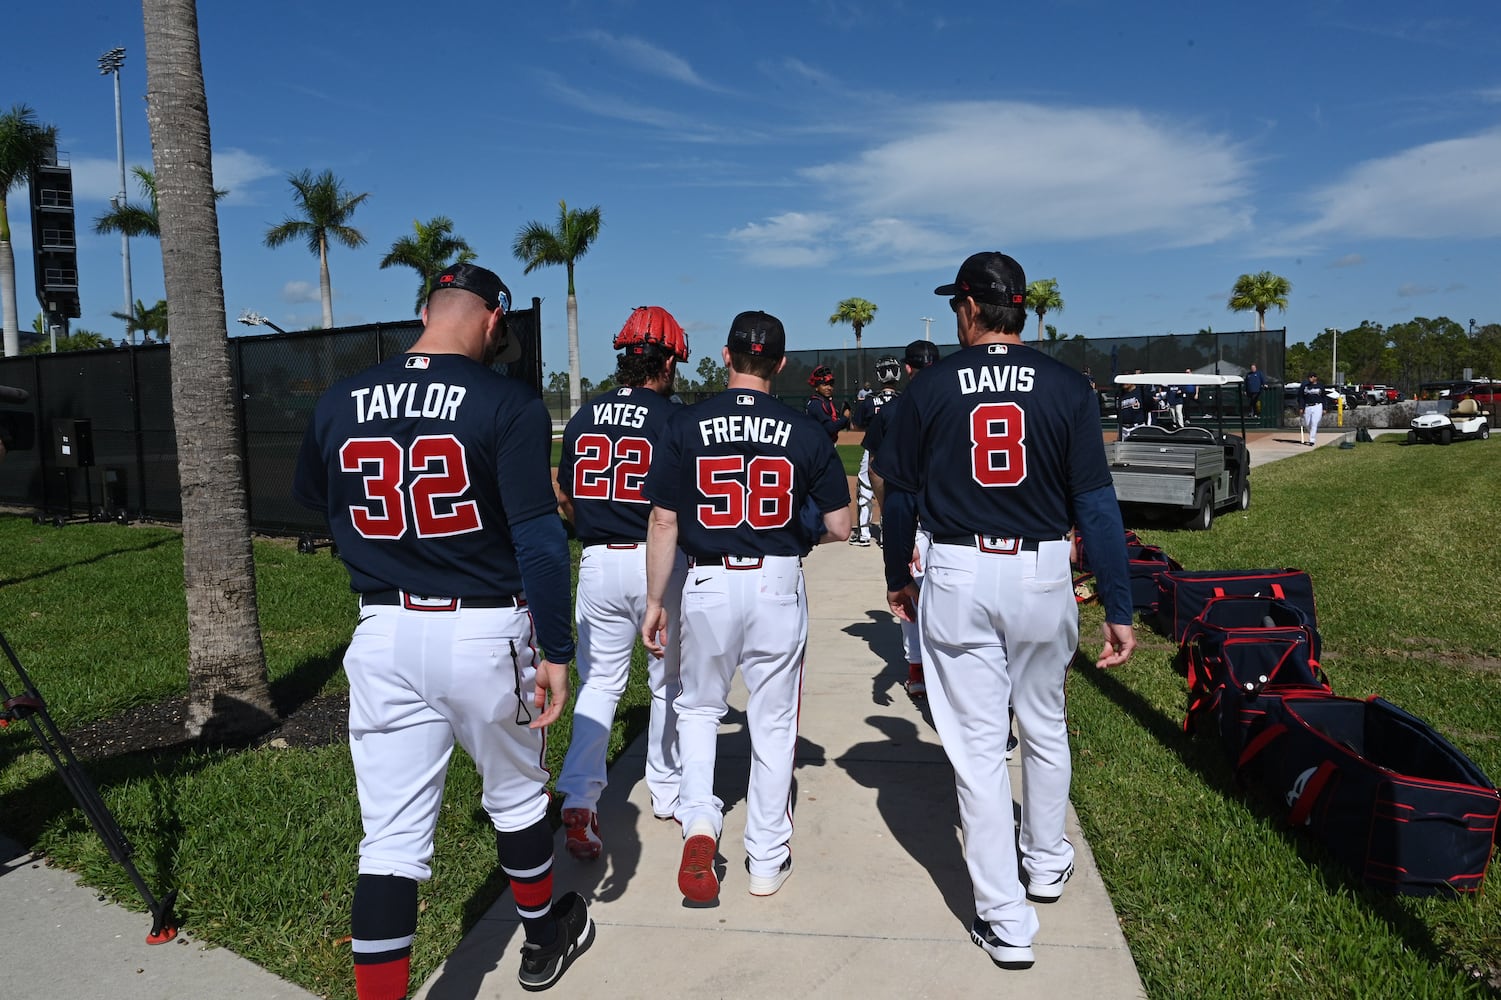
[572, 433, 653, 504]
[969, 402, 1027, 487]
[694, 455, 794, 529]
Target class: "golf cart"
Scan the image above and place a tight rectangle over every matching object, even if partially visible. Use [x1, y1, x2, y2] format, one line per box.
[1409, 397, 1491, 445]
[1109, 373, 1251, 530]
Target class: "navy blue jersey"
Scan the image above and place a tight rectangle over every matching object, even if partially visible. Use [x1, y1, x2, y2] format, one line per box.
[292, 352, 557, 596]
[854, 386, 899, 432]
[860, 390, 904, 455]
[805, 393, 848, 440]
[873, 342, 1112, 540]
[557, 385, 677, 545]
[645, 388, 849, 558]
[1299, 382, 1326, 407]
[1117, 386, 1148, 427]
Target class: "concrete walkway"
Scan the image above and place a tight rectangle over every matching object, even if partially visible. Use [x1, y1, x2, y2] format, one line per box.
[1, 426, 1370, 999]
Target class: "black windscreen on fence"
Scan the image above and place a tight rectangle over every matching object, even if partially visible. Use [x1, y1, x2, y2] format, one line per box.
[0, 301, 543, 534]
[0, 318, 1277, 536]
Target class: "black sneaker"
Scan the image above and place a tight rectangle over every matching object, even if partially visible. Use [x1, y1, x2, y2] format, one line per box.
[970, 916, 1034, 969]
[518, 891, 595, 991]
[1006, 732, 1018, 760]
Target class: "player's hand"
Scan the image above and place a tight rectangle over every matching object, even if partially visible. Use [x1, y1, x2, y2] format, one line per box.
[641, 603, 668, 659]
[909, 546, 922, 574]
[887, 583, 919, 623]
[1095, 621, 1136, 670]
[530, 658, 569, 729]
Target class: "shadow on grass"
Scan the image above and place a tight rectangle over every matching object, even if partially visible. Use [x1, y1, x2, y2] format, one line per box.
[0, 534, 179, 589]
[1070, 650, 1469, 978]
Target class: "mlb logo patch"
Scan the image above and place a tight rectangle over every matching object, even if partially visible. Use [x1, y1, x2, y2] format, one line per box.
[619, 387, 633, 396]
[405, 355, 431, 369]
[987, 344, 1009, 355]
[737, 394, 755, 405]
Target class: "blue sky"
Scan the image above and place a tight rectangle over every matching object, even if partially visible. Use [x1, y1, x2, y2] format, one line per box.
[4, 1, 1500, 379]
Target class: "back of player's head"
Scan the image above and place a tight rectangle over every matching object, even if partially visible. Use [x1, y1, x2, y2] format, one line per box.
[426, 262, 520, 363]
[614, 305, 690, 362]
[903, 339, 941, 370]
[727, 311, 786, 360]
[935, 251, 1028, 335]
[875, 356, 901, 385]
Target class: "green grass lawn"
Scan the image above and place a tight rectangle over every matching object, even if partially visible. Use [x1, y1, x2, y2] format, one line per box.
[0, 434, 1497, 998]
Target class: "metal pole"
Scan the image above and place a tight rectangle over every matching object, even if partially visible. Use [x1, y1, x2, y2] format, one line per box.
[920, 316, 933, 339]
[102, 48, 135, 346]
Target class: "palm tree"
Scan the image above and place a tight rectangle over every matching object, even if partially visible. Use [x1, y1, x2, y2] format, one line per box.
[829, 297, 878, 386]
[1228, 271, 1291, 331]
[144, 0, 274, 741]
[94, 165, 227, 239]
[1026, 278, 1064, 343]
[111, 298, 169, 342]
[513, 199, 602, 414]
[380, 216, 476, 314]
[263, 168, 368, 328]
[1, 104, 58, 358]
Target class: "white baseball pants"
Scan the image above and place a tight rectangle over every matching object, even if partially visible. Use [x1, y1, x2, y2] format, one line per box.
[855, 451, 874, 542]
[345, 602, 549, 882]
[557, 544, 686, 817]
[919, 538, 1078, 945]
[1303, 403, 1323, 445]
[674, 555, 806, 881]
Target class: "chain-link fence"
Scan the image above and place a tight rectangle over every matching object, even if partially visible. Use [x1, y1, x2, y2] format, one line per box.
[0, 320, 1282, 535]
[0, 301, 543, 534]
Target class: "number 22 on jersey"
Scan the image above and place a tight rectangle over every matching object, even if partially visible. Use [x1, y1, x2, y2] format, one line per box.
[572, 433, 652, 503]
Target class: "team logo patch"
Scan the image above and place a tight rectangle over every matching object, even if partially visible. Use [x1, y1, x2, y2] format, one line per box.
[737, 394, 755, 405]
[405, 355, 431, 369]
[619, 387, 633, 396]
[987, 344, 1009, 355]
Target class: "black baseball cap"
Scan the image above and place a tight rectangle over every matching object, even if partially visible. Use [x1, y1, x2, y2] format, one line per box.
[934, 251, 1027, 306]
[430, 263, 512, 313]
[904, 339, 941, 369]
[726, 310, 786, 360]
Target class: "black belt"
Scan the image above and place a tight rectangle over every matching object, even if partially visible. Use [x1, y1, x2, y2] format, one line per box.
[688, 555, 774, 569]
[583, 542, 642, 549]
[360, 590, 525, 611]
[931, 535, 1053, 554]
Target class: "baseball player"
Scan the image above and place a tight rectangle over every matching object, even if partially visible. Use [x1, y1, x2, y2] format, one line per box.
[641, 310, 851, 902]
[861, 341, 941, 697]
[874, 252, 1135, 971]
[292, 263, 592, 996]
[848, 355, 903, 547]
[555, 306, 690, 859]
[1299, 371, 1325, 446]
[804, 364, 849, 442]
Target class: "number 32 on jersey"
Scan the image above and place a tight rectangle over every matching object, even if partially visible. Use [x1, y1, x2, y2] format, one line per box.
[340, 435, 480, 539]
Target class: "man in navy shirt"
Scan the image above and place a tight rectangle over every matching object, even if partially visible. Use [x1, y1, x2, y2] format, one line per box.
[642, 310, 851, 903]
[805, 363, 849, 442]
[293, 263, 591, 995]
[874, 252, 1135, 972]
[1245, 363, 1266, 416]
[556, 306, 690, 860]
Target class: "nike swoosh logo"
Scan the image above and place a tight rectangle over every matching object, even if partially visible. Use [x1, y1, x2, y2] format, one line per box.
[695, 576, 711, 585]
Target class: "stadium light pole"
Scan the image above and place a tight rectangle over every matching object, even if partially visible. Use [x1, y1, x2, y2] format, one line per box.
[1327, 327, 1339, 385]
[99, 47, 134, 346]
[920, 316, 933, 339]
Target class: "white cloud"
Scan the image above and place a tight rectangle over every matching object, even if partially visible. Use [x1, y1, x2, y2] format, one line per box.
[211, 149, 279, 205]
[725, 212, 838, 268]
[726, 99, 1255, 269]
[582, 31, 728, 93]
[1397, 283, 1438, 297]
[281, 281, 320, 304]
[1328, 253, 1364, 268]
[1291, 128, 1501, 241]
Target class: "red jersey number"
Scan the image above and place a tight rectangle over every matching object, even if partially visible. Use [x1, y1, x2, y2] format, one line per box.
[695, 455, 794, 529]
[572, 433, 652, 504]
[339, 434, 481, 539]
[970, 402, 1027, 487]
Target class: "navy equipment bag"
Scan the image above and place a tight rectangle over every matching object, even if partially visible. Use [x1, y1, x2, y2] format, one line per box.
[1154, 568, 1317, 643]
[1235, 693, 1499, 896]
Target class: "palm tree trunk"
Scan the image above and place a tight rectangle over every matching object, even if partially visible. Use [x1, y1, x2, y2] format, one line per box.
[566, 261, 580, 414]
[318, 235, 333, 328]
[143, 0, 274, 742]
[855, 325, 863, 395]
[1037, 312, 1045, 343]
[0, 235, 19, 357]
